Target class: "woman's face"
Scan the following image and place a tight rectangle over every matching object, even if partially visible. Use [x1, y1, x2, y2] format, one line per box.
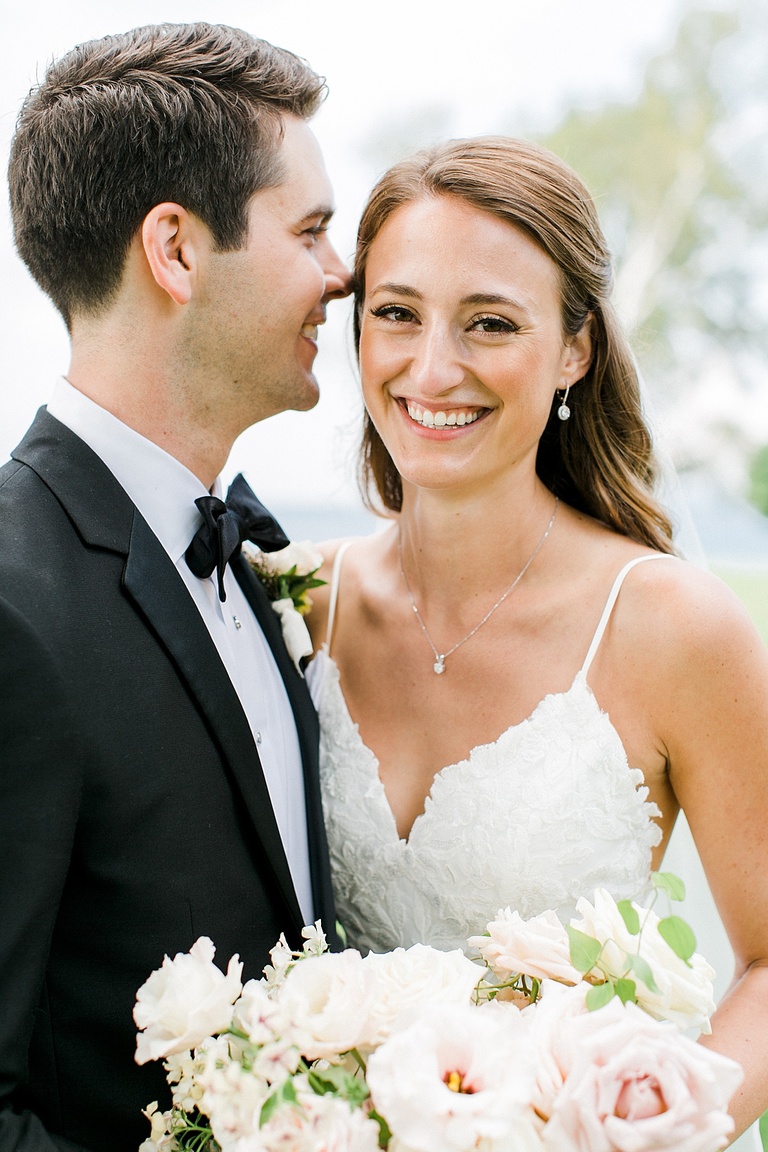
[358, 195, 592, 499]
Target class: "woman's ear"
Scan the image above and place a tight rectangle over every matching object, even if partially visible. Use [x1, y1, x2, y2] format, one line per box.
[141, 203, 202, 306]
[563, 313, 595, 387]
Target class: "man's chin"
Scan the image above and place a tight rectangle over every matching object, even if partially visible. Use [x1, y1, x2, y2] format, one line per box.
[291, 373, 320, 413]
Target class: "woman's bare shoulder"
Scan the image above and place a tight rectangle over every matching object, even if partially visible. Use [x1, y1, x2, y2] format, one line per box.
[306, 530, 393, 648]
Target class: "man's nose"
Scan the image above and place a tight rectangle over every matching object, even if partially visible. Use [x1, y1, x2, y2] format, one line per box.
[322, 243, 353, 301]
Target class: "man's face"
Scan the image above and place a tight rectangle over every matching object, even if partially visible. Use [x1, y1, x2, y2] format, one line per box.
[187, 115, 351, 429]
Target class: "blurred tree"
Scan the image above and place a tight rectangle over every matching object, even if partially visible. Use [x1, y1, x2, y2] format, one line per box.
[749, 445, 768, 516]
[538, 1, 768, 492]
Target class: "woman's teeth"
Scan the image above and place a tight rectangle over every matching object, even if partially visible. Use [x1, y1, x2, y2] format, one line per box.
[405, 401, 484, 428]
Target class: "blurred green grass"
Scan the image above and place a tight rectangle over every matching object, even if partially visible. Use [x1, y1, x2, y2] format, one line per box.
[713, 568, 768, 646]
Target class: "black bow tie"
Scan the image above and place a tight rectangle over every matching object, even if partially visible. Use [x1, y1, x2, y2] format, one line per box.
[185, 473, 289, 602]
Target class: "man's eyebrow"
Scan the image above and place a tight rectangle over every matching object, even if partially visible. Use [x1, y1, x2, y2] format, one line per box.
[297, 205, 335, 226]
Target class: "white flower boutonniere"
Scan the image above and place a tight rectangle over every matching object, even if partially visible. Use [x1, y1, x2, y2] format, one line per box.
[244, 541, 325, 673]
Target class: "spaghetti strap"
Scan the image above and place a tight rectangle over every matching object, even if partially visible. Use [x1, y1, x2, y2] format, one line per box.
[580, 553, 676, 678]
[326, 539, 354, 654]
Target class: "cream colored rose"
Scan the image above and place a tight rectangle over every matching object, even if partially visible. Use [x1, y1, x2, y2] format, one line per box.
[134, 937, 242, 1064]
[276, 950, 373, 1060]
[363, 944, 482, 1047]
[259, 540, 323, 576]
[571, 889, 716, 1032]
[469, 908, 582, 985]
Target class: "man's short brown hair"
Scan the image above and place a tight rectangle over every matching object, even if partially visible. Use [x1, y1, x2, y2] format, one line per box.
[8, 22, 326, 326]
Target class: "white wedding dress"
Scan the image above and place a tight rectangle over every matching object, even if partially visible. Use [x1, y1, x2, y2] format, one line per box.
[307, 549, 670, 956]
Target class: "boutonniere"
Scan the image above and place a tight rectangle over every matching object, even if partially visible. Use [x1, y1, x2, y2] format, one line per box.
[244, 541, 325, 673]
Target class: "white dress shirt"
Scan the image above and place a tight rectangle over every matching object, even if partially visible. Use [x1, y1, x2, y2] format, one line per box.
[47, 377, 314, 923]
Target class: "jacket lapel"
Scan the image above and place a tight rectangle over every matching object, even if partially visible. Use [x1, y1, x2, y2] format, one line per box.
[232, 556, 338, 939]
[122, 518, 304, 934]
[13, 409, 305, 937]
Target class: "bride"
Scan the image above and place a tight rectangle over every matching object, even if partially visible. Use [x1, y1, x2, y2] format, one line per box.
[305, 136, 768, 1140]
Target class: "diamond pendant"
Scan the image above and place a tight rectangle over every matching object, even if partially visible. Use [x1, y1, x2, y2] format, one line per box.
[433, 656, 446, 674]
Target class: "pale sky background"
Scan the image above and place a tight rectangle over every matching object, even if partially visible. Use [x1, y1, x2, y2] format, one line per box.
[0, 0, 689, 514]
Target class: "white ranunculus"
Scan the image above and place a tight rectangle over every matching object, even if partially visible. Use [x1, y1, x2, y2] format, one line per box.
[260, 541, 323, 577]
[272, 598, 313, 672]
[134, 937, 243, 1064]
[367, 1004, 543, 1152]
[363, 944, 482, 1047]
[276, 950, 373, 1060]
[538, 997, 742, 1152]
[571, 889, 716, 1032]
[469, 908, 582, 985]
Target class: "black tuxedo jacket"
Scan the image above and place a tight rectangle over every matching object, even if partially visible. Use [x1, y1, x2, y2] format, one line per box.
[0, 408, 337, 1151]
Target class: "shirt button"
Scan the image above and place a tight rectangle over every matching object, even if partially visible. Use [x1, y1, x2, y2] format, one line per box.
[255, 731, 262, 745]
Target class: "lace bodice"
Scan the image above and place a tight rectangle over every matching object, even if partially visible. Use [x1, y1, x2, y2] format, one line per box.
[307, 554, 667, 955]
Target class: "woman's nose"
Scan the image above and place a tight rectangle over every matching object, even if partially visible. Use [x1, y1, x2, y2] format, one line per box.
[408, 327, 466, 395]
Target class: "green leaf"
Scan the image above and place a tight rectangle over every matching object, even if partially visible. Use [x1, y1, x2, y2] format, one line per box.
[586, 981, 616, 1011]
[615, 977, 637, 1004]
[260, 1078, 298, 1127]
[651, 871, 686, 901]
[617, 900, 641, 935]
[758, 1108, 768, 1152]
[567, 925, 602, 973]
[369, 1108, 392, 1149]
[658, 915, 697, 962]
[308, 1065, 369, 1107]
[625, 952, 660, 993]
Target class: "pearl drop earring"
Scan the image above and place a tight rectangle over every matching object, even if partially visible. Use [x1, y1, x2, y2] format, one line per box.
[557, 384, 571, 421]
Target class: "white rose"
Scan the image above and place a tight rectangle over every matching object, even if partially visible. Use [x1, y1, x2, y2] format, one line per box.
[539, 998, 742, 1152]
[367, 1004, 543, 1152]
[276, 950, 373, 1060]
[469, 908, 582, 985]
[260, 541, 323, 577]
[363, 944, 482, 1047]
[134, 937, 243, 1064]
[571, 889, 716, 1032]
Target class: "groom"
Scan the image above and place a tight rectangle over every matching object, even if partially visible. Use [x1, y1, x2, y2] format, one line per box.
[0, 23, 350, 1152]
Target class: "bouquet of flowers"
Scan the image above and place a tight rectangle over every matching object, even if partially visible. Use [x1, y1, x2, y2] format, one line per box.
[134, 874, 742, 1152]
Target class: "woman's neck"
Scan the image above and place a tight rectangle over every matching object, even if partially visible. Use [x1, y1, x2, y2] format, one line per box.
[395, 472, 559, 618]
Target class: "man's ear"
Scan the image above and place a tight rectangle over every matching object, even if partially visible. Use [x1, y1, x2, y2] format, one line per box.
[563, 313, 595, 388]
[141, 203, 203, 306]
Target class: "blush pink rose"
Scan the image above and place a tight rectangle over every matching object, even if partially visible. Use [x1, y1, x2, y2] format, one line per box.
[538, 998, 743, 1151]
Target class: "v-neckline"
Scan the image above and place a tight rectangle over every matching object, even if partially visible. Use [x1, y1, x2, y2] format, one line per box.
[314, 648, 602, 846]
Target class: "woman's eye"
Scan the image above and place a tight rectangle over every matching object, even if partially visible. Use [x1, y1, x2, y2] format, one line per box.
[471, 315, 518, 334]
[369, 304, 416, 324]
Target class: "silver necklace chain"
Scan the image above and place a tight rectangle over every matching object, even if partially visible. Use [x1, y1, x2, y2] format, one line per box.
[398, 497, 559, 675]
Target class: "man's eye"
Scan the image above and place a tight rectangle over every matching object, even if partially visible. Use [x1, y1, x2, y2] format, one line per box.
[369, 305, 416, 323]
